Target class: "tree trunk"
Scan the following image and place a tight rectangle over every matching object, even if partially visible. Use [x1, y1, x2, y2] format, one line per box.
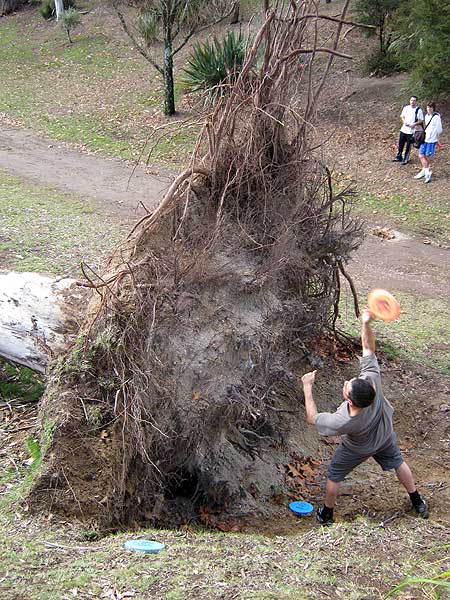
[163, 8, 176, 118]
[54, 0, 64, 21]
[163, 45, 176, 116]
[0, 271, 85, 373]
[379, 16, 386, 55]
[230, 2, 240, 24]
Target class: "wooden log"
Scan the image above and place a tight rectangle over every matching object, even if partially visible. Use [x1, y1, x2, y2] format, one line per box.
[0, 271, 86, 373]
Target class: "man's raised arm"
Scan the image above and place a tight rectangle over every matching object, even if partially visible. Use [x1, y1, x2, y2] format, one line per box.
[361, 309, 376, 356]
[301, 370, 318, 424]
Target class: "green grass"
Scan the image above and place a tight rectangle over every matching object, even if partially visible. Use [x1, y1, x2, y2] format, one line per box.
[240, 0, 264, 19]
[38, 113, 138, 159]
[356, 192, 450, 242]
[338, 292, 450, 374]
[146, 127, 198, 162]
[384, 543, 450, 598]
[0, 512, 447, 600]
[0, 17, 146, 159]
[0, 169, 124, 275]
[0, 12, 196, 163]
[0, 363, 45, 403]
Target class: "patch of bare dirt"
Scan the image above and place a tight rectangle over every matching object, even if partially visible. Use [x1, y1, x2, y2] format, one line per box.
[348, 230, 450, 300]
[0, 124, 171, 218]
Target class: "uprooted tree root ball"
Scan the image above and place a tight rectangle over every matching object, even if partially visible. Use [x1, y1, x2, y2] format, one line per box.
[30, 0, 363, 530]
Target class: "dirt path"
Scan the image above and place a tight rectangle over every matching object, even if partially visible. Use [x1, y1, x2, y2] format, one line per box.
[348, 230, 450, 300]
[2, 123, 449, 300]
[0, 125, 171, 216]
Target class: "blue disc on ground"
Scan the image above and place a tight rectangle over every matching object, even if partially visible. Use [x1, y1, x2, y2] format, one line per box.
[289, 501, 314, 515]
[124, 539, 165, 553]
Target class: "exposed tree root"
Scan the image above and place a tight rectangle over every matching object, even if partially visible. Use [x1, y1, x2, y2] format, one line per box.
[30, 0, 364, 531]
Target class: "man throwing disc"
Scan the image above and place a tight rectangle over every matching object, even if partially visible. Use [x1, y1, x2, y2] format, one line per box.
[301, 309, 428, 525]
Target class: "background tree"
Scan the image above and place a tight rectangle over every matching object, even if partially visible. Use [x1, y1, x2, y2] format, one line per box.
[0, 0, 26, 16]
[54, 0, 64, 21]
[355, 0, 404, 75]
[230, 1, 240, 24]
[111, 0, 237, 116]
[60, 7, 81, 43]
[391, 0, 450, 97]
[39, 0, 74, 21]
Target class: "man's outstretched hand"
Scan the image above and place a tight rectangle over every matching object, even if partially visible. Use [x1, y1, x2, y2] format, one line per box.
[301, 370, 317, 386]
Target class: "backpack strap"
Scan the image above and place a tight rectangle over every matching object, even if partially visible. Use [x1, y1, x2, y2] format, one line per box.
[424, 113, 436, 131]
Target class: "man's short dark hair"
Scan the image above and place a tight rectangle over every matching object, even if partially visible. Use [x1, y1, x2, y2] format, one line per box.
[349, 378, 376, 408]
[411, 95, 418, 100]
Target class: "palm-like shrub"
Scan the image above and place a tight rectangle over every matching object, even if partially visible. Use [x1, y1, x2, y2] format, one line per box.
[182, 31, 245, 101]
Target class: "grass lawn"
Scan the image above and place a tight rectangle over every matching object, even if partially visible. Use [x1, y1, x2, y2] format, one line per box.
[0, 4, 197, 165]
[0, 491, 448, 600]
[338, 291, 450, 375]
[0, 169, 124, 275]
[356, 192, 450, 243]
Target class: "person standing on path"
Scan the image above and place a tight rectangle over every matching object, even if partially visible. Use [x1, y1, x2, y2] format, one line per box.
[393, 96, 424, 164]
[300, 309, 429, 525]
[414, 102, 443, 184]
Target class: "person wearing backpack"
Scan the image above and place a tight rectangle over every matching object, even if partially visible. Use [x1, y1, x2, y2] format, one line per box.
[393, 96, 424, 165]
[414, 102, 443, 184]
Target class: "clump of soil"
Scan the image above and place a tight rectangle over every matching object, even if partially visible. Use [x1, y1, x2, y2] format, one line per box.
[29, 1, 364, 531]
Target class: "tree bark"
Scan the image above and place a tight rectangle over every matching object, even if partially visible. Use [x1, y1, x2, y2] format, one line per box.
[230, 2, 240, 24]
[163, 42, 176, 116]
[163, 2, 176, 117]
[0, 271, 85, 373]
[54, 0, 64, 21]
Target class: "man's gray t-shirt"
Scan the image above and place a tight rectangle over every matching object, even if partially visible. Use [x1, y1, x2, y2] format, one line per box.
[314, 354, 395, 455]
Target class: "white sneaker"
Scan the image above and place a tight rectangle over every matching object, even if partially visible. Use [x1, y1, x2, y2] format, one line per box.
[425, 174, 431, 183]
[414, 170, 425, 179]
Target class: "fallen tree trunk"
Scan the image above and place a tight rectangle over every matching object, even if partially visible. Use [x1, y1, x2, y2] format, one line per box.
[0, 271, 85, 373]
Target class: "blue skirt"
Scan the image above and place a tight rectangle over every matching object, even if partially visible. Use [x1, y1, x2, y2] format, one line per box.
[419, 141, 437, 156]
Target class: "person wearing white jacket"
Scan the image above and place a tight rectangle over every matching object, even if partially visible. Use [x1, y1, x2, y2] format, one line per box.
[414, 102, 443, 183]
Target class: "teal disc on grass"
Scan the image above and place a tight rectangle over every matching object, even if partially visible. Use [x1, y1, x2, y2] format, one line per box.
[124, 540, 165, 553]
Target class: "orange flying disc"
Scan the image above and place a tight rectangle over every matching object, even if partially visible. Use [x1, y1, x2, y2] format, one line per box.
[367, 289, 401, 322]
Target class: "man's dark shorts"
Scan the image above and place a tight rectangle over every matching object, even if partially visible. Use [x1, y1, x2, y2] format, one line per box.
[327, 437, 404, 483]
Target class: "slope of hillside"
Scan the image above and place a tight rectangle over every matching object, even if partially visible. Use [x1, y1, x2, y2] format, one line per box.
[0, 1, 449, 598]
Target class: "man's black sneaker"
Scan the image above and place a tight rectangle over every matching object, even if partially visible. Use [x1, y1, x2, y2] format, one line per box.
[392, 157, 402, 162]
[413, 499, 429, 519]
[316, 506, 334, 525]
[401, 160, 409, 165]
